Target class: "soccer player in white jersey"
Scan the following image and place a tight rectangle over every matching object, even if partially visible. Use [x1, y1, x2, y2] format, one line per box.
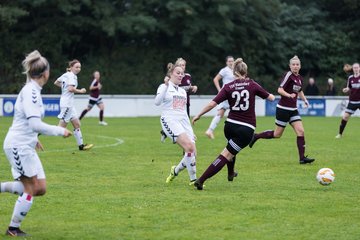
[205, 56, 235, 139]
[155, 63, 197, 185]
[2, 50, 72, 237]
[54, 59, 93, 150]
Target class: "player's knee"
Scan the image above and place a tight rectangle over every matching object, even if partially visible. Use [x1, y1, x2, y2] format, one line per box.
[33, 183, 46, 196]
[273, 132, 282, 138]
[35, 188, 46, 196]
[343, 115, 350, 121]
[296, 129, 304, 136]
[184, 143, 196, 153]
[73, 121, 81, 128]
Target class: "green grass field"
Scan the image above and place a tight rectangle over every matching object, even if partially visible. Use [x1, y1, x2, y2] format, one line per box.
[0, 116, 359, 239]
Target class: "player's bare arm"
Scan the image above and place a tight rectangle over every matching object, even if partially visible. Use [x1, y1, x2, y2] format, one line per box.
[192, 101, 217, 124]
[68, 85, 86, 94]
[54, 79, 62, 87]
[298, 91, 309, 107]
[213, 74, 222, 92]
[278, 87, 296, 98]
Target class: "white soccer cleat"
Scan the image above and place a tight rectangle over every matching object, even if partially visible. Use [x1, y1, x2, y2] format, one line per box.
[335, 134, 342, 139]
[99, 121, 108, 126]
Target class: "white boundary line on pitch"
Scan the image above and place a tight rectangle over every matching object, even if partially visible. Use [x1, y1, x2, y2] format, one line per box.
[37, 135, 124, 153]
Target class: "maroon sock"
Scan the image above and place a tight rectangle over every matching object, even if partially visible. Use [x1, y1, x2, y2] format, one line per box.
[256, 130, 274, 139]
[339, 119, 347, 134]
[227, 156, 236, 176]
[297, 136, 305, 160]
[79, 110, 88, 120]
[199, 155, 228, 183]
[100, 110, 104, 121]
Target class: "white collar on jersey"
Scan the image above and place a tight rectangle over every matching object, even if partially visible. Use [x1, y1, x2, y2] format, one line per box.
[30, 79, 43, 90]
[169, 81, 179, 90]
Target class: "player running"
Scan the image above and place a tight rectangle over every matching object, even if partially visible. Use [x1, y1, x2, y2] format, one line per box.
[2, 50, 72, 236]
[336, 62, 360, 138]
[155, 63, 197, 185]
[205, 56, 235, 139]
[248, 55, 315, 164]
[79, 71, 108, 126]
[192, 58, 275, 190]
[54, 59, 93, 151]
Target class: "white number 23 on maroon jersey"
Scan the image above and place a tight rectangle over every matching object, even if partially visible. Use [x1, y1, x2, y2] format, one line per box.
[231, 90, 249, 111]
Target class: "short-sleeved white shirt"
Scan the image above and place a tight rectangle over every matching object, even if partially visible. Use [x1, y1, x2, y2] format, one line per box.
[219, 66, 235, 86]
[4, 80, 44, 148]
[156, 81, 188, 119]
[57, 71, 78, 107]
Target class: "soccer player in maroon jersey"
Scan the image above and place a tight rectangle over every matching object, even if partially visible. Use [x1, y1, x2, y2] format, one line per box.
[192, 58, 275, 190]
[79, 71, 107, 125]
[160, 58, 198, 142]
[175, 58, 198, 117]
[248, 55, 315, 164]
[336, 62, 360, 138]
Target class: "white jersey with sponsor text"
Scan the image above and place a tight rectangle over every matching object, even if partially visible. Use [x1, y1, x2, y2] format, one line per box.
[156, 82, 188, 119]
[58, 71, 78, 107]
[4, 80, 44, 148]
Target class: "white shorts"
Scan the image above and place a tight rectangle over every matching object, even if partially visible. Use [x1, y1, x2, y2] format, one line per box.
[4, 147, 45, 180]
[58, 107, 78, 123]
[160, 116, 195, 144]
[217, 101, 230, 110]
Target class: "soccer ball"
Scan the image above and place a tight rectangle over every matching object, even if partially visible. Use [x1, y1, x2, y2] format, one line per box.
[316, 168, 335, 186]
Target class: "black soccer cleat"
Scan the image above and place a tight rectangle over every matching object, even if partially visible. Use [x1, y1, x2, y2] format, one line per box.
[160, 130, 167, 143]
[299, 156, 315, 164]
[228, 171, 238, 182]
[248, 135, 258, 148]
[6, 227, 29, 237]
[79, 143, 94, 151]
[194, 180, 204, 190]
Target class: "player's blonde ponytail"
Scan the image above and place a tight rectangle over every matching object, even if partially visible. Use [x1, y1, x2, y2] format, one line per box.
[22, 50, 49, 83]
[289, 55, 301, 64]
[233, 58, 247, 77]
[175, 58, 186, 66]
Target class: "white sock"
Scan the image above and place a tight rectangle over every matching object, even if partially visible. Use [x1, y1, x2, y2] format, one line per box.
[9, 193, 33, 228]
[184, 152, 197, 181]
[209, 115, 221, 131]
[1, 182, 24, 195]
[174, 158, 186, 175]
[73, 128, 84, 146]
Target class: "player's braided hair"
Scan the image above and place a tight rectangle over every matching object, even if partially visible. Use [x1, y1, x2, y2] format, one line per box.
[22, 50, 49, 83]
[67, 59, 80, 72]
[233, 58, 247, 78]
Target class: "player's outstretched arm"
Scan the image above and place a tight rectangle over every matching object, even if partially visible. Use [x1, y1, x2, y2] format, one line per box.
[192, 101, 217, 125]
